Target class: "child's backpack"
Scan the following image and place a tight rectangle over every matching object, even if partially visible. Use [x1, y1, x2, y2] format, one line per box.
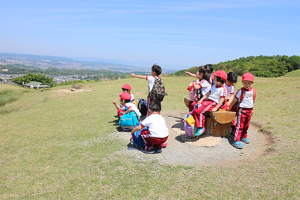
[149, 76, 166, 102]
[129, 123, 146, 149]
[137, 98, 148, 116]
[184, 112, 196, 137]
[119, 111, 139, 128]
[231, 88, 256, 112]
[189, 80, 202, 102]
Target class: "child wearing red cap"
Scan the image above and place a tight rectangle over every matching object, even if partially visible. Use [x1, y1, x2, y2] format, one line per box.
[113, 92, 141, 120]
[192, 70, 227, 136]
[130, 64, 163, 117]
[227, 73, 256, 149]
[122, 84, 135, 104]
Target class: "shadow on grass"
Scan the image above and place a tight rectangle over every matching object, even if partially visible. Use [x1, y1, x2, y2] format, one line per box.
[108, 115, 123, 132]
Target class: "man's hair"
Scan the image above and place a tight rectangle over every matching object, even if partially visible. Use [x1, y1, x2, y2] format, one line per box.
[198, 66, 211, 83]
[124, 99, 131, 103]
[152, 64, 162, 76]
[122, 89, 128, 92]
[227, 72, 238, 83]
[149, 101, 161, 112]
[216, 76, 225, 84]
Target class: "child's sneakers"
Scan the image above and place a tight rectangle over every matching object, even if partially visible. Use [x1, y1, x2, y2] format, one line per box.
[195, 127, 205, 137]
[241, 138, 250, 144]
[142, 147, 155, 154]
[155, 148, 162, 153]
[161, 143, 168, 148]
[232, 141, 243, 149]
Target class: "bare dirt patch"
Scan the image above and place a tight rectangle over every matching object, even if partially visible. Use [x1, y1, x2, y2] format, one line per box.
[113, 111, 275, 167]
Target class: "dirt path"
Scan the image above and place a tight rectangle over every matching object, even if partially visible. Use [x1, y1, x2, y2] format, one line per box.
[112, 112, 274, 167]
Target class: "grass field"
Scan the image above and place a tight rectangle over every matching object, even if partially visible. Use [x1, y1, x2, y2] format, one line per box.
[0, 76, 299, 199]
[283, 69, 300, 77]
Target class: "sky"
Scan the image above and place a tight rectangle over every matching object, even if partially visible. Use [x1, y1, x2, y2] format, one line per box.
[0, 0, 299, 69]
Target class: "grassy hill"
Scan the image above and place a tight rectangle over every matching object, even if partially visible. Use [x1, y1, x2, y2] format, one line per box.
[0, 76, 299, 198]
[283, 69, 300, 77]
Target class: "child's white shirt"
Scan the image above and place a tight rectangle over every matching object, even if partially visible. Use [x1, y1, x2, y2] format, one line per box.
[207, 84, 226, 103]
[130, 93, 135, 102]
[146, 76, 157, 93]
[141, 114, 169, 138]
[124, 102, 141, 118]
[224, 83, 234, 100]
[196, 79, 211, 97]
[235, 87, 255, 108]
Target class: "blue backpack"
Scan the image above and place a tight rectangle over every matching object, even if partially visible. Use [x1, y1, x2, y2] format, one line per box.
[129, 123, 146, 149]
[138, 98, 148, 116]
[119, 111, 139, 128]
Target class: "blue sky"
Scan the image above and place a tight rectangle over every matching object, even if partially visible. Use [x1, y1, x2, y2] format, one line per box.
[0, 0, 299, 69]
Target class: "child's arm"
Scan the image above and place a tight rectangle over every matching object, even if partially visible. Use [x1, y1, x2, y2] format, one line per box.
[227, 97, 238, 111]
[124, 107, 133, 114]
[226, 93, 234, 106]
[252, 104, 255, 114]
[112, 101, 121, 110]
[131, 125, 142, 135]
[198, 91, 210, 104]
[212, 97, 225, 112]
[131, 73, 147, 79]
[185, 71, 197, 78]
[193, 82, 201, 90]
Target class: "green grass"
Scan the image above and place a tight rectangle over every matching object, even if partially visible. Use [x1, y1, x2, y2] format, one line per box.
[0, 89, 20, 107]
[0, 77, 299, 199]
[282, 69, 300, 77]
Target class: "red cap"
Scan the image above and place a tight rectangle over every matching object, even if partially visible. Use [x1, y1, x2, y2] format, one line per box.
[242, 73, 254, 82]
[213, 70, 227, 81]
[119, 92, 131, 100]
[122, 84, 131, 90]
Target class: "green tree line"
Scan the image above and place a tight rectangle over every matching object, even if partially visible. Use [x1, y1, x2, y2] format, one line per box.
[12, 73, 55, 86]
[174, 55, 300, 77]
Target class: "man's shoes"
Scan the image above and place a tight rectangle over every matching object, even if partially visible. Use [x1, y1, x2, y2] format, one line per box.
[241, 138, 250, 144]
[195, 127, 205, 136]
[232, 141, 243, 149]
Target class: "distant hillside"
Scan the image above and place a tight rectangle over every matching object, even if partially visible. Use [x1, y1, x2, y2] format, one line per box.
[174, 55, 300, 78]
[0, 53, 176, 73]
[282, 69, 300, 77]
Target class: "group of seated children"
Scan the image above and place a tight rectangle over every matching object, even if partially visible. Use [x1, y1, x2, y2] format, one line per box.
[113, 64, 169, 154]
[186, 65, 255, 149]
[113, 63, 256, 151]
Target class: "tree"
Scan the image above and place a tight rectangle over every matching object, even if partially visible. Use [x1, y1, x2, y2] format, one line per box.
[217, 63, 227, 71]
[12, 73, 55, 86]
[288, 55, 300, 70]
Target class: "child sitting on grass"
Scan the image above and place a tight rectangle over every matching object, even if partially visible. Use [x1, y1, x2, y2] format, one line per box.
[227, 73, 256, 149]
[121, 84, 135, 104]
[130, 101, 169, 154]
[113, 92, 141, 120]
[130, 64, 163, 117]
[192, 70, 227, 136]
[185, 65, 212, 111]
